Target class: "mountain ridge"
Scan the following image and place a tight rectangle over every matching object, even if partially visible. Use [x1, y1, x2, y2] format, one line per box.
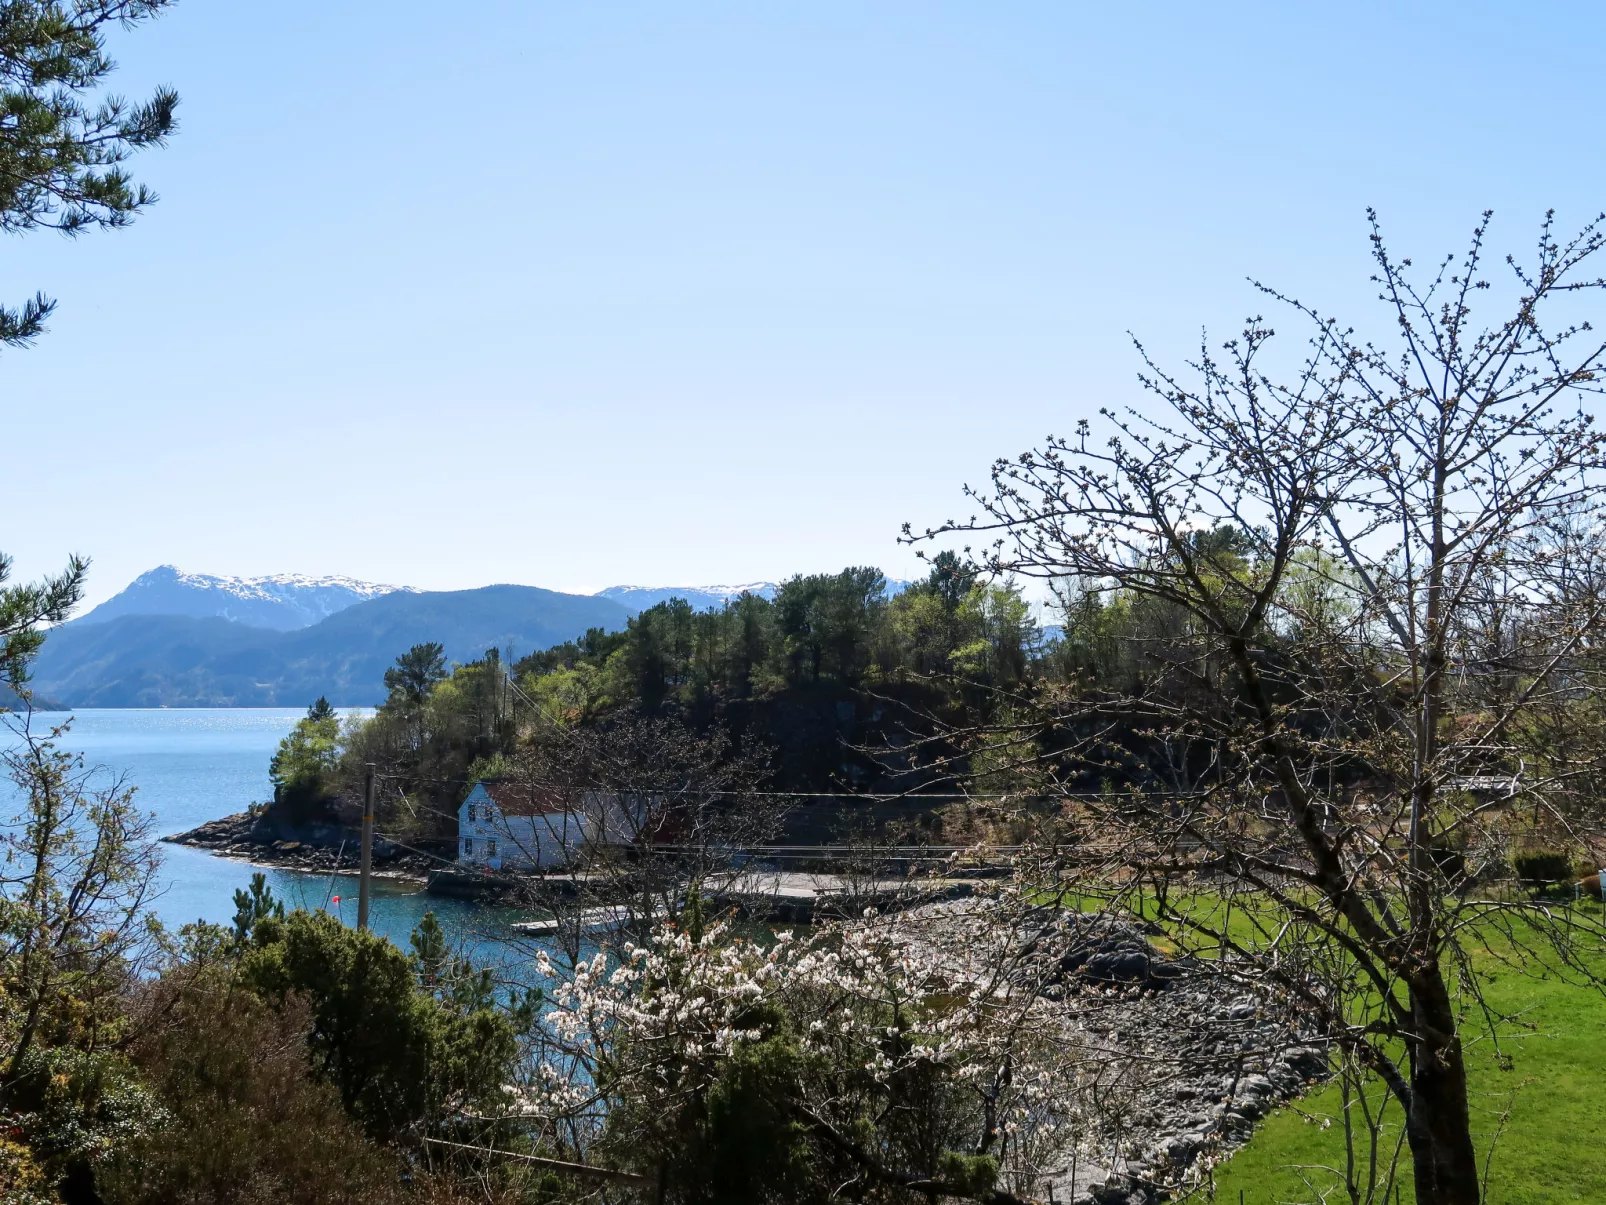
[77, 565, 415, 631]
[596, 582, 780, 613]
[42, 568, 920, 706]
[76, 567, 914, 631]
[33, 585, 631, 707]
[598, 578, 912, 615]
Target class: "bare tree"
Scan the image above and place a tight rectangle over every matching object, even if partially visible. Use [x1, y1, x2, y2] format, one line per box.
[910, 210, 1606, 1205]
[0, 714, 159, 1091]
[502, 714, 783, 961]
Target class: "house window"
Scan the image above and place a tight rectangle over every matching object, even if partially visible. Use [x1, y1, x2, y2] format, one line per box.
[467, 803, 477, 822]
[488, 839, 499, 858]
[463, 837, 473, 856]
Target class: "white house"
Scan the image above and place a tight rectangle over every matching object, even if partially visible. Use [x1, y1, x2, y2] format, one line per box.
[457, 780, 665, 871]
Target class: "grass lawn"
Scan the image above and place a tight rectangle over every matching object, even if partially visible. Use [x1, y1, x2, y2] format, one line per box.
[1209, 910, 1606, 1204]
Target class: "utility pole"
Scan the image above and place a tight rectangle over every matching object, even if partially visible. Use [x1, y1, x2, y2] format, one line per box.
[358, 763, 375, 930]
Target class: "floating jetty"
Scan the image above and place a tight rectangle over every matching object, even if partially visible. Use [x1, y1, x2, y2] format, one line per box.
[503, 872, 977, 934]
[511, 904, 667, 936]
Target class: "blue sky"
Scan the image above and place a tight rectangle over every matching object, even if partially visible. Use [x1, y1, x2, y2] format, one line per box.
[10, 1, 1606, 607]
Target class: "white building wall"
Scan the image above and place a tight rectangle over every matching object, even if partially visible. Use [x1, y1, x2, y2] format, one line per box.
[456, 784, 661, 872]
[457, 783, 591, 871]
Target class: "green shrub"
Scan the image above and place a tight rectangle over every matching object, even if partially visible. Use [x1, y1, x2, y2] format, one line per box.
[241, 909, 518, 1143]
[5, 1045, 156, 1200]
[1513, 850, 1574, 888]
[99, 965, 403, 1205]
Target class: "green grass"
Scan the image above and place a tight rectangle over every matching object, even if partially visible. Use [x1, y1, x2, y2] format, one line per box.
[1034, 886, 1606, 1200]
[1210, 921, 1606, 1204]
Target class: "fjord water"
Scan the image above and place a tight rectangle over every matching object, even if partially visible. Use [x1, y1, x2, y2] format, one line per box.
[5, 709, 519, 965]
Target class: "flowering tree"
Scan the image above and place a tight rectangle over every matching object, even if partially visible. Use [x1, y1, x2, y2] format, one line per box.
[522, 891, 1095, 1204]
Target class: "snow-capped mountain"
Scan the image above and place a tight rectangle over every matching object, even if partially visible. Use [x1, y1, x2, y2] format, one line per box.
[595, 583, 780, 613]
[595, 578, 912, 615]
[76, 566, 417, 631]
[75, 568, 916, 632]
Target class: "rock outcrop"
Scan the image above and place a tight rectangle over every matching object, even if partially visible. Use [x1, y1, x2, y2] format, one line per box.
[163, 811, 436, 881]
[900, 904, 1331, 1203]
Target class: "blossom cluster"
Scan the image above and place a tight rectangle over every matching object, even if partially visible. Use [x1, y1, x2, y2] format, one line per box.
[522, 889, 1096, 1194]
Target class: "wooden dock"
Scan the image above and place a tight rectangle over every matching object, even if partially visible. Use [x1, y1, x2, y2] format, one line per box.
[505, 873, 977, 934]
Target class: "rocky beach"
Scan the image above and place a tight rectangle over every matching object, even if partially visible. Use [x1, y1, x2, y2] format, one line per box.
[890, 902, 1333, 1204]
[163, 810, 436, 882]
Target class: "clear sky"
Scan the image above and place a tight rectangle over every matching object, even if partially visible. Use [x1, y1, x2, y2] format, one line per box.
[9, 1, 1606, 608]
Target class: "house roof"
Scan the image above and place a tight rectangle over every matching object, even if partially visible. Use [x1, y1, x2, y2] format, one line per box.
[474, 779, 573, 817]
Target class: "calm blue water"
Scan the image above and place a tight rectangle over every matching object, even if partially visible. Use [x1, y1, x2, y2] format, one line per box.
[4, 709, 527, 970]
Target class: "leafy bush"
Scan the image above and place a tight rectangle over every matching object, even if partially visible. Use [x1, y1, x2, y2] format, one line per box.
[240, 908, 518, 1143]
[1513, 851, 1575, 889]
[0, 1134, 52, 1204]
[99, 907, 534, 1203]
[100, 949, 403, 1205]
[4, 1045, 156, 1201]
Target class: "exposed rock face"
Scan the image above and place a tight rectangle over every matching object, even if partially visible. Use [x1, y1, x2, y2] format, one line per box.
[1051, 923, 1184, 991]
[1058, 971, 1330, 1203]
[163, 811, 435, 881]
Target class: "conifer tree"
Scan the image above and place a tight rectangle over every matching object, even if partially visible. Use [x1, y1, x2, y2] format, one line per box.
[1, 1, 179, 705]
[0, 1, 179, 348]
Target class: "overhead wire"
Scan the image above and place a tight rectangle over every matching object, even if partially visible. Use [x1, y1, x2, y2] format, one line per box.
[373, 769, 1150, 802]
[353, 668, 1193, 878]
[369, 776, 1066, 869]
[370, 829, 471, 872]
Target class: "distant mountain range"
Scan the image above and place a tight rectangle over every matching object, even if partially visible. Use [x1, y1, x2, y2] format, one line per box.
[32, 585, 632, 707]
[596, 582, 780, 612]
[77, 566, 415, 631]
[78, 569, 794, 635]
[599, 579, 909, 613]
[24, 567, 916, 708]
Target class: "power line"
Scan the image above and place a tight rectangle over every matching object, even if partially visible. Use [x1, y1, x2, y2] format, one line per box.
[367, 784, 1113, 872]
[358, 764, 375, 930]
[371, 829, 468, 872]
[374, 771, 1147, 802]
[322, 837, 346, 910]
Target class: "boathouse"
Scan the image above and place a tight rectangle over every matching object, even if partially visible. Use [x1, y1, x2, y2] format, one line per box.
[457, 781, 664, 871]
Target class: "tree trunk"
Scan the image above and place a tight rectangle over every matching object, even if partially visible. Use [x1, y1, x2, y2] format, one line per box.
[1405, 967, 1481, 1205]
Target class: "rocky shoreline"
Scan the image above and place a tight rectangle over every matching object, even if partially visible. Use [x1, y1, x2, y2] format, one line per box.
[161, 811, 436, 882]
[896, 904, 1333, 1204]
[1056, 942, 1331, 1203]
